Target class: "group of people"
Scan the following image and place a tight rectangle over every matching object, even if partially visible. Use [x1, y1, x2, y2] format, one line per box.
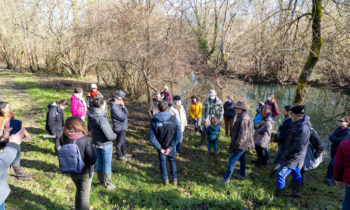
[1, 83, 350, 209]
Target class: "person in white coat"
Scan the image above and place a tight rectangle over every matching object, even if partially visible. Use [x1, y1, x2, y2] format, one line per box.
[170, 95, 187, 153]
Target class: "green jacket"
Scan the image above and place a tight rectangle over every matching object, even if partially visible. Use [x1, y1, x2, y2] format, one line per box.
[202, 97, 224, 121]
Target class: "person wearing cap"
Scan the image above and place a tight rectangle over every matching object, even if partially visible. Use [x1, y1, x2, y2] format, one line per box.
[223, 95, 235, 136]
[201, 90, 224, 144]
[170, 95, 187, 153]
[189, 95, 203, 135]
[325, 117, 350, 186]
[86, 84, 103, 108]
[149, 101, 182, 186]
[221, 101, 254, 182]
[162, 85, 171, 104]
[274, 105, 311, 197]
[149, 92, 161, 118]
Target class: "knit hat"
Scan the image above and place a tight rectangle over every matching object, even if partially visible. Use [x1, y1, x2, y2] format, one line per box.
[234, 101, 248, 111]
[164, 85, 169, 90]
[291, 105, 305, 115]
[91, 84, 97, 89]
[173, 95, 181, 101]
[208, 90, 217, 97]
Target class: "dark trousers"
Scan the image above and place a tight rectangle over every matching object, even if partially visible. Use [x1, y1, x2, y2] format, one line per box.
[224, 117, 234, 135]
[255, 144, 268, 164]
[158, 150, 178, 181]
[326, 155, 335, 182]
[55, 132, 62, 153]
[115, 130, 127, 158]
[71, 173, 93, 210]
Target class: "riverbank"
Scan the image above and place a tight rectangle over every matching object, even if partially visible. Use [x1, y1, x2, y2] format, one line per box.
[0, 69, 344, 209]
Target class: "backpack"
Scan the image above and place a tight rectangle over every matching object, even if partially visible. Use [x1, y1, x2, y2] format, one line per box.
[309, 128, 323, 159]
[58, 141, 85, 174]
[303, 128, 324, 171]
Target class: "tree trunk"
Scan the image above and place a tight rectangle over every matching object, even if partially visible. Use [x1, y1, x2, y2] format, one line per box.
[293, 0, 322, 105]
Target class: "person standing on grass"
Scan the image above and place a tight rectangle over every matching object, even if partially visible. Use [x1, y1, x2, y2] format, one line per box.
[149, 101, 182, 186]
[325, 117, 350, 186]
[223, 95, 235, 136]
[221, 101, 254, 182]
[201, 90, 224, 145]
[265, 93, 279, 120]
[45, 100, 68, 153]
[205, 117, 220, 156]
[60, 117, 97, 210]
[71, 88, 88, 122]
[333, 137, 350, 209]
[0, 128, 25, 210]
[86, 84, 103, 108]
[170, 95, 187, 153]
[274, 105, 311, 198]
[0, 101, 31, 181]
[189, 95, 202, 135]
[110, 92, 132, 161]
[149, 92, 161, 118]
[87, 98, 117, 191]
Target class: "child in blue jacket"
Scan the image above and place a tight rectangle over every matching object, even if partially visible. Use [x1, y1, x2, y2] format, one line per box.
[205, 118, 220, 155]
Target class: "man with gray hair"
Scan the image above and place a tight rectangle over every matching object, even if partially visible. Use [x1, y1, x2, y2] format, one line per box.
[149, 92, 161, 118]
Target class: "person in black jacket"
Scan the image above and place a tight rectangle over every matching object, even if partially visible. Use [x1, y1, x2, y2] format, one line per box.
[275, 105, 311, 197]
[60, 117, 97, 210]
[46, 100, 68, 153]
[87, 98, 117, 190]
[325, 117, 350, 186]
[110, 92, 131, 161]
[223, 95, 235, 136]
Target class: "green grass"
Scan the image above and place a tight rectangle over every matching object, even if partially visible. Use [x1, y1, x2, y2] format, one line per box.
[1, 70, 344, 209]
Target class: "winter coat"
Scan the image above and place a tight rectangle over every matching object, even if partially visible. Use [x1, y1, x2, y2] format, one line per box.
[279, 116, 311, 169]
[87, 107, 116, 147]
[274, 116, 293, 145]
[223, 101, 235, 119]
[45, 102, 65, 135]
[206, 124, 220, 141]
[86, 91, 103, 107]
[329, 127, 350, 158]
[71, 94, 87, 118]
[110, 100, 128, 133]
[189, 102, 202, 119]
[334, 138, 350, 185]
[60, 135, 97, 175]
[229, 111, 254, 152]
[265, 101, 279, 119]
[148, 99, 160, 118]
[0, 142, 20, 205]
[170, 105, 187, 132]
[254, 117, 274, 148]
[149, 111, 182, 153]
[202, 97, 224, 122]
[162, 91, 172, 104]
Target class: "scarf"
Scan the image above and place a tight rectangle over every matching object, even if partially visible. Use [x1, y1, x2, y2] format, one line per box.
[89, 90, 100, 98]
[192, 101, 199, 105]
[66, 131, 84, 140]
[74, 94, 87, 110]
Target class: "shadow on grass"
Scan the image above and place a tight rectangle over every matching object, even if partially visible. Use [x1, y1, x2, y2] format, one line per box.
[21, 141, 56, 156]
[21, 159, 59, 173]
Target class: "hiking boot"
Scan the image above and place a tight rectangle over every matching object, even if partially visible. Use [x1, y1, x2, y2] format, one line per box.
[274, 188, 283, 198]
[97, 171, 104, 185]
[13, 166, 32, 181]
[104, 173, 116, 191]
[118, 156, 127, 161]
[173, 178, 178, 187]
[233, 174, 245, 180]
[286, 183, 301, 197]
[164, 180, 169, 186]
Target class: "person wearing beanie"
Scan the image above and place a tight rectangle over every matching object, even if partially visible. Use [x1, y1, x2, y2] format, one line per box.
[221, 101, 254, 182]
[86, 84, 103, 108]
[149, 92, 161, 118]
[162, 85, 171, 104]
[274, 104, 311, 198]
[170, 95, 187, 153]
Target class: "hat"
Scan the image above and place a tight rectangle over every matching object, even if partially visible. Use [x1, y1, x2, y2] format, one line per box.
[234, 101, 247, 110]
[291, 105, 305, 115]
[115, 90, 126, 98]
[91, 84, 97, 89]
[164, 85, 169, 90]
[258, 101, 264, 107]
[208, 90, 217, 97]
[173, 95, 181, 100]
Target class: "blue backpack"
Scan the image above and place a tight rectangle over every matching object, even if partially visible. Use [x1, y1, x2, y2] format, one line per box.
[58, 141, 85, 174]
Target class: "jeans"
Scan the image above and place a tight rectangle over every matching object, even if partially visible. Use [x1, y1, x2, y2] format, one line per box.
[158, 149, 177, 180]
[326, 156, 335, 182]
[176, 131, 184, 153]
[71, 173, 93, 210]
[207, 139, 218, 152]
[223, 151, 246, 181]
[343, 185, 350, 210]
[276, 166, 302, 189]
[94, 144, 113, 174]
[273, 144, 283, 166]
[115, 130, 127, 158]
[0, 202, 5, 210]
[224, 117, 234, 135]
[193, 118, 202, 133]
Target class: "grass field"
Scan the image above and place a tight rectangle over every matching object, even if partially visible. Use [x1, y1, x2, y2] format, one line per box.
[1, 69, 344, 209]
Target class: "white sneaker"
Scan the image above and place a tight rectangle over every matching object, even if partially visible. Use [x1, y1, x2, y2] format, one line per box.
[43, 134, 56, 139]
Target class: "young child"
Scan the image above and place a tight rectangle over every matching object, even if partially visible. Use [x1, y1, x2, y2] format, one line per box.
[205, 117, 220, 155]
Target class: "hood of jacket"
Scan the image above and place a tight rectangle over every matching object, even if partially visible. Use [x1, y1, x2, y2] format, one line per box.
[292, 115, 312, 128]
[87, 107, 107, 118]
[153, 111, 173, 122]
[48, 102, 58, 109]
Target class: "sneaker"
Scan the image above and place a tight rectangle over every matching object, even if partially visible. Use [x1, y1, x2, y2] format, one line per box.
[233, 174, 245, 180]
[118, 156, 127, 161]
[196, 131, 199, 135]
[173, 178, 178, 187]
[164, 180, 169, 186]
[124, 153, 132, 158]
